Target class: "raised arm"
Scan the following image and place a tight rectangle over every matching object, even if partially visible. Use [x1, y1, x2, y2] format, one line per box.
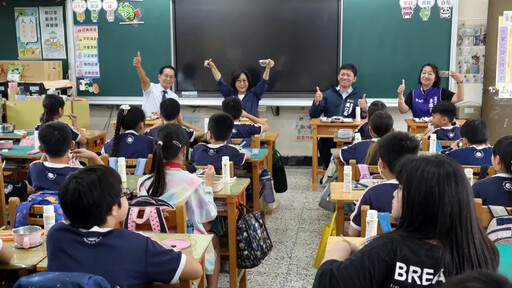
[177, 114, 205, 139]
[68, 114, 87, 146]
[449, 71, 465, 103]
[204, 59, 222, 82]
[397, 79, 410, 114]
[241, 110, 269, 132]
[262, 59, 274, 80]
[133, 51, 151, 91]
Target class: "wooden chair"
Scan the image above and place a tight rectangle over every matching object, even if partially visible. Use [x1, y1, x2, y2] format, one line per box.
[349, 159, 382, 181]
[473, 198, 512, 228]
[360, 205, 395, 237]
[121, 202, 187, 233]
[8, 197, 44, 228]
[195, 161, 234, 178]
[461, 165, 496, 180]
[421, 136, 455, 152]
[230, 134, 261, 148]
[100, 154, 153, 174]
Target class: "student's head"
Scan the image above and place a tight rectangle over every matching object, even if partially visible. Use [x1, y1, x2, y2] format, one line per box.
[38, 121, 72, 158]
[230, 70, 251, 95]
[40, 94, 65, 125]
[368, 111, 394, 138]
[418, 63, 441, 88]
[337, 64, 357, 90]
[143, 123, 190, 198]
[222, 97, 243, 120]
[111, 105, 146, 157]
[442, 270, 512, 288]
[367, 100, 387, 121]
[159, 98, 180, 122]
[492, 135, 512, 174]
[392, 155, 498, 275]
[431, 101, 457, 127]
[207, 112, 234, 142]
[158, 65, 176, 90]
[377, 132, 419, 177]
[460, 119, 489, 145]
[59, 165, 128, 230]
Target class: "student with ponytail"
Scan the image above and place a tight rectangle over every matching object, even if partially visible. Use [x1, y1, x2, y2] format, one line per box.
[137, 123, 220, 288]
[102, 105, 154, 159]
[36, 94, 87, 146]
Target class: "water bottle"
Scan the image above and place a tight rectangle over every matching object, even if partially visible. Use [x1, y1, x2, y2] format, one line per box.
[118, 157, 127, 188]
[464, 168, 474, 185]
[186, 220, 194, 234]
[222, 156, 230, 181]
[365, 209, 378, 240]
[343, 166, 352, 192]
[34, 130, 40, 150]
[43, 205, 55, 236]
[429, 133, 437, 154]
[355, 107, 361, 122]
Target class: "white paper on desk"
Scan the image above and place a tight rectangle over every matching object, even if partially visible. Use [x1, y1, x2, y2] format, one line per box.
[251, 149, 260, 155]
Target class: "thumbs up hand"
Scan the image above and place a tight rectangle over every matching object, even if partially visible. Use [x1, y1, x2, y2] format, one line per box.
[133, 51, 142, 68]
[397, 79, 406, 97]
[315, 86, 323, 106]
[358, 94, 367, 109]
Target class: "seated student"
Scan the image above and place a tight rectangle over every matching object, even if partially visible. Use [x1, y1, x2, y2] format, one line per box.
[424, 101, 461, 141]
[48, 165, 202, 287]
[354, 100, 387, 140]
[348, 132, 420, 237]
[27, 121, 103, 193]
[442, 270, 512, 288]
[36, 94, 87, 146]
[472, 135, 512, 206]
[314, 155, 499, 288]
[146, 98, 204, 142]
[102, 105, 154, 159]
[138, 123, 220, 288]
[333, 111, 394, 164]
[222, 97, 269, 139]
[191, 112, 250, 167]
[442, 119, 492, 166]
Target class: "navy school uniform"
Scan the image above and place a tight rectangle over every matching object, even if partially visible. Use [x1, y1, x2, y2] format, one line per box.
[354, 122, 371, 140]
[102, 130, 155, 159]
[430, 125, 461, 141]
[147, 126, 196, 142]
[35, 122, 82, 145]
[191, 143, 246, 167]
[350, 179, 399, 231]
[442, 146, 493, 166]
[231, 122, 263, 139]
[340, 139, 376, 165]
[27, 161, 80, 193]
[473, 173, 512, 206]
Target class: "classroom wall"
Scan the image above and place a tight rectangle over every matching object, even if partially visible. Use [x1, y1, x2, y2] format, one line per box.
[88, 0, 489, 157]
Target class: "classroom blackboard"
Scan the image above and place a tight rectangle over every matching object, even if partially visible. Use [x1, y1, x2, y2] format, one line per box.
[0, 0, 69, 77]
[342, 0, 453, 98]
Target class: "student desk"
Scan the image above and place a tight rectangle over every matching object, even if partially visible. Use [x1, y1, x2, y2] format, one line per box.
[0, 129, 33, 140]
[0, 240, 47, 276]
[2, 145, 41, 161]
[260, 132, 279, 176]
[497, 244, 512, 280]
[240, 148, 269, 213]
[405, 119, 466, 133]
[325, 236, 366, 253]
[83, 130, 109, 153]
[330, 182, 363, 236]
[310, 118, 365, 191]
[110, 118, 161, 131]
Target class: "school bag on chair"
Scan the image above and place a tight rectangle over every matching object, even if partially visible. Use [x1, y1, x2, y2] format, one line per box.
[272, 146, 288, 193]
[486, 205, 512, 244]
[14, 190, 66, 228]
[124, 196, 174, 233]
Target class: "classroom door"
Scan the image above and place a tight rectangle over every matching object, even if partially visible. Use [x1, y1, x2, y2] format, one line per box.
[482, 0, 512, 142]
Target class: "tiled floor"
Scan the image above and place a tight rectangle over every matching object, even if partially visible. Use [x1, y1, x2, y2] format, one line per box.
[218, 167, 331, 288]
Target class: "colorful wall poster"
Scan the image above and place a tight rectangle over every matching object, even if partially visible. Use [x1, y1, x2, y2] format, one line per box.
[495, 16, 512, 98]
[74, 24, 100, 78]
[294, 115, 313, 142]
[14, 7, 42, 60]
[39, 6, 66, 59]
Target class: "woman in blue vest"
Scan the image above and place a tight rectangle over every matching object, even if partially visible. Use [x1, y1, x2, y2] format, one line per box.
[397, 63, 464, 118]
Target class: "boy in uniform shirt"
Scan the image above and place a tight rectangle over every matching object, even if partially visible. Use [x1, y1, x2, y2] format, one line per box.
[442, 119, 492, 166]
[146, 98, 204, 142]
[423, 101, 460, 141]
[333, 111, 394, 164]
[354, 100, 387, 140]
[191, 112, 250, 167]
[27, 121, 103, 193]
[47, 165, 202, 287]
[222, 97, 269, 139]
[348, 132, 420, 237]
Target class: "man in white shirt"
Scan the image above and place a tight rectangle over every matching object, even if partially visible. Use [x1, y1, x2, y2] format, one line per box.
[133, 51, 179, 115]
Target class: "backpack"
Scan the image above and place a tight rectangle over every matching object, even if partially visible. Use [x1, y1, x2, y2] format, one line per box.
[14, 190, 66, 228]
[124, 196, 174, 233]
[486, 205, 512, 244]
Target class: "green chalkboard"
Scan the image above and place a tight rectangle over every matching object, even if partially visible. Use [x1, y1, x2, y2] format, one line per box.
[75, 0, 171, 97]
[0, 0, 69, 76]
[342, 0, 453, 98]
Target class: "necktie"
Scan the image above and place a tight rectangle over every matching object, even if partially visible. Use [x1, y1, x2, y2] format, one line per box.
[162, 90, 168, 102]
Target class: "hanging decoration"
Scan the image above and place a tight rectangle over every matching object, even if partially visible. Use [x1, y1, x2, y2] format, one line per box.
[399, 0, 417, 19]
[87, 0, 102, 23]
[103, 0, 118, 22]
[437, 0, 454, 19]
[14, 7, 42, 60]
[417, 0, 435, 21]
[117, 2, 144, 25]
[72, 0, 87, 23]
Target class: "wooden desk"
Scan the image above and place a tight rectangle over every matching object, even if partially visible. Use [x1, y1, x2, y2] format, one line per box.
[239, 117, 268, 124]
[84, 130, 109, 153]
[330, 182, 363, 236]
[111, 118, 161, 130]
[2, 145, 41, 161]
[310, 118, 365, 191]
[0, 129, 32, 140]
[241, 148, 269, 213]
[261, 132, 279, 176]
[0, 240, 46, 276]
[325, 236, 366, 253]
[405, 118, 466, 133]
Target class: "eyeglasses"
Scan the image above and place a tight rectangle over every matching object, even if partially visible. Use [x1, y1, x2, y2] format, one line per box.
[121, 187, 133, 198]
